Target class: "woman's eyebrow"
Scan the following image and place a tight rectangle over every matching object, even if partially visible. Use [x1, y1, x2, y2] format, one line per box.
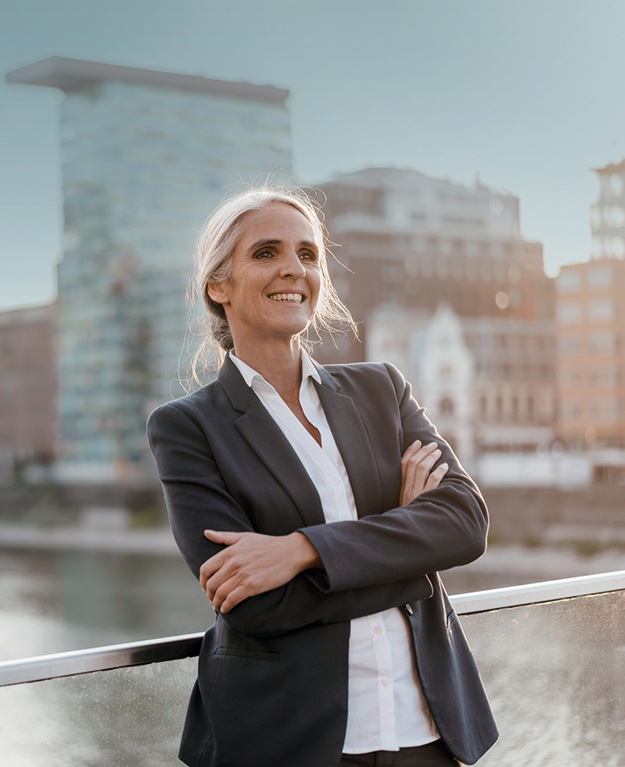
[249, 238, 318, 251]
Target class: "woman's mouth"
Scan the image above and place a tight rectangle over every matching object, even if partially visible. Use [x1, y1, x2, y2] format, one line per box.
[268, 293, 304, 303]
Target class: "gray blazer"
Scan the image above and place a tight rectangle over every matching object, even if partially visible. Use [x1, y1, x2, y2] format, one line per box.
[147, 358, 498, 767]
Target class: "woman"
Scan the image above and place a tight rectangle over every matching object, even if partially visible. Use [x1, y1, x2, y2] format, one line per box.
[147, 186, 498, 767]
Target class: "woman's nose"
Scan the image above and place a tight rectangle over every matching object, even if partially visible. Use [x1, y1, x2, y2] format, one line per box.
[280, 251, 306, 278]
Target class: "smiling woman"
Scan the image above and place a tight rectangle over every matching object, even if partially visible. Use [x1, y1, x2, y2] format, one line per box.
[147, 184, 498, 767]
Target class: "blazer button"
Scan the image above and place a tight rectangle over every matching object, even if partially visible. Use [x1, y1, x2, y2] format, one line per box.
[405, 604, 413, 615]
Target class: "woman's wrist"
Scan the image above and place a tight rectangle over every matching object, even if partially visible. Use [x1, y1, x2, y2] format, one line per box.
[289, 532, 323, 571]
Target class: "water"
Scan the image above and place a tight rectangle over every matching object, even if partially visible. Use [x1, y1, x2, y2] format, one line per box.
[0, 548, 212, 662]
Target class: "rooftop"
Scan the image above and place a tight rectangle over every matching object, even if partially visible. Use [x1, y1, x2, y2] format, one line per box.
[6, 56, 289, 105]
[591, 158, 625, 174]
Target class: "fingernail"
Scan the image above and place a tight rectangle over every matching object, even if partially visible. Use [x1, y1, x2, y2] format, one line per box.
[427, 442, 438, 448]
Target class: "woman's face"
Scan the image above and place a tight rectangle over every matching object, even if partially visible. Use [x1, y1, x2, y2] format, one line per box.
[208, 203, 322, 350]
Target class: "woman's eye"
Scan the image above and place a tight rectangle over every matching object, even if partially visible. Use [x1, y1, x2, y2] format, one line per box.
[300, 251, 318, 262]
[253, 250, 273, 259]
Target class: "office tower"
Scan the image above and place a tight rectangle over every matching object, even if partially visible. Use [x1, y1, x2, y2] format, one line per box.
[7, 57, 292, 479]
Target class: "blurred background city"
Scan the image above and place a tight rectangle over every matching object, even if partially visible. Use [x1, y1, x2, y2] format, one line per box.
[2, 2, 625, 754]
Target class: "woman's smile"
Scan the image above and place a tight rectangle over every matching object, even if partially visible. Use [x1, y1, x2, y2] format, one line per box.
[268, 292, 305, 303]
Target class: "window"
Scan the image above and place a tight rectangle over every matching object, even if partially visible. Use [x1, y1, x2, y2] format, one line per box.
[480, 394, 488, 415]
[557, 303, 581, 324]
[589, 400, 619, 419]
[611, 174, 624, 195]
[588, 300, 614, 322]
[557, 271, 580, 293]
[558, 367, 580, 383]
[589, 332, 616, 353]
[560, 402, 581, 420]
[587, 266, 612, 288]
[590, 368, 618, 387]
[557, 336, 580, 354]
[439, 396, 455, 415]
[381, 263, 402, 282]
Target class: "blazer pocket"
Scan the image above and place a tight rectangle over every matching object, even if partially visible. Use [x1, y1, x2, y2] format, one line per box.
[214, 646, 283, 662]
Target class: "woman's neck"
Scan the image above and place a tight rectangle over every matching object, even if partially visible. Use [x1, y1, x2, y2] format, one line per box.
[232, 338, 303, 401]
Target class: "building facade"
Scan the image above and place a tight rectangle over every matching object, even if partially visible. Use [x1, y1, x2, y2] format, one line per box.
[8, 57, 292, 479]
[368, 304, 555, 462]
[314, 167, 552, 364]
[556, 258, 625, 448]
[312, 167, 555, 459]
[0, 304, 57, 477]
[555, 161, 625, 450]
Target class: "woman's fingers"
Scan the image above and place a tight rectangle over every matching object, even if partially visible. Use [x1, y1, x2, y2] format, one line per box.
[199, 549, 228, 594]
[199, 530, 248, 592]
[400, 439, 422, 467]
[198, 531, 313, 610]
[400, 441, 445, 505]
[213, 583, 250, 614]
[425, 461, 449, 491]
[401, 440, 438, 469]
[204, 529, 245, 545]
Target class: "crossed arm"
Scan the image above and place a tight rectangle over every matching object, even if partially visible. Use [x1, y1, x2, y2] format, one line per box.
[201, 440, 447, 613]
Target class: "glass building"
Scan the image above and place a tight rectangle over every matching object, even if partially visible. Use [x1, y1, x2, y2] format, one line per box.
[7, 57, 292, 480]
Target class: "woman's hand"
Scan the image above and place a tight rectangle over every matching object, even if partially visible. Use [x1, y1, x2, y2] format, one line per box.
[400, 440, 448, 506]
[199, 530, 321, 613]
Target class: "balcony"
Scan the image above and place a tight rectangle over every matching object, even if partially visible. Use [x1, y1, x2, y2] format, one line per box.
[1, 570, 624, 765]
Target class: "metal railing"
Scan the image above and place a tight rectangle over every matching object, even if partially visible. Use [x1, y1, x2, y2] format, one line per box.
[2, 569, 625, 689]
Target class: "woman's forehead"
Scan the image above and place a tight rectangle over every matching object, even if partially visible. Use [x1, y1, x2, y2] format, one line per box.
[238, 203, 317, 242]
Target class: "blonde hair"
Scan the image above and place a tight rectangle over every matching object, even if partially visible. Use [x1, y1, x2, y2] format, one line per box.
[188, 184, 357, 383]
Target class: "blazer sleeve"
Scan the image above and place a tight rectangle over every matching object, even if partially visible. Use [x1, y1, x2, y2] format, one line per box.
[299, 363, 489, 592]
[147, 400, 434, 639]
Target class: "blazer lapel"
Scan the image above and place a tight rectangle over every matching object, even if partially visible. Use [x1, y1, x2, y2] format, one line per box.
[218, 357, 325, 528]
[314, 366, 383, 519]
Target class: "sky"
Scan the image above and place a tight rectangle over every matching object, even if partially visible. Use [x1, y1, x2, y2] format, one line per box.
[2, 0, 625, 310]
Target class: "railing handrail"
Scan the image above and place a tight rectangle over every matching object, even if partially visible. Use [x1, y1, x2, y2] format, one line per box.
[2, 569, 625, 689]
[451, 568, 625, 613]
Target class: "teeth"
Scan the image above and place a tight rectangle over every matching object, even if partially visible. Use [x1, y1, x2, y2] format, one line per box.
[269, 293, 303, 303]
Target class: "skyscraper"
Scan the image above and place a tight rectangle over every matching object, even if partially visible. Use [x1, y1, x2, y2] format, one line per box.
[7, 57, 292, 479]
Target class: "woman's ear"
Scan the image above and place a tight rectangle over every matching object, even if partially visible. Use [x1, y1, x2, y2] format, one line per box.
[207, 281, 229, 306]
